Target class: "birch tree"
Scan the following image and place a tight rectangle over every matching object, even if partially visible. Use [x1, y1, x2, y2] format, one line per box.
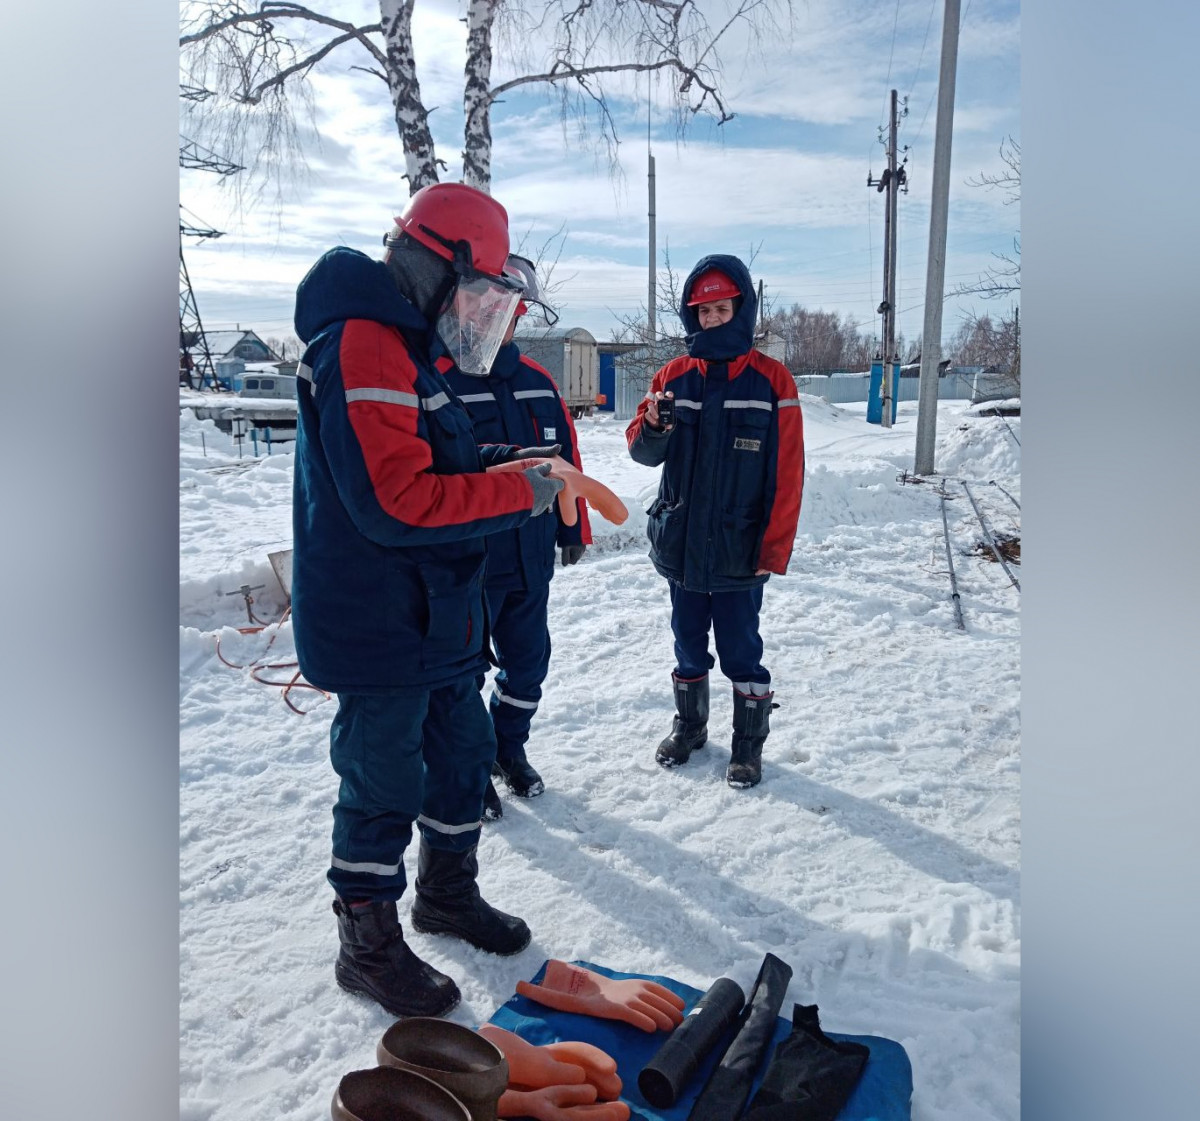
[953, 137, 1021, 300]
[180, 0, 785, 197]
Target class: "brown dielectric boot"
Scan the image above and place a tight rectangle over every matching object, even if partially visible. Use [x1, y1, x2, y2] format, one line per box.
[331, 1066, 470, 1121]
[376, 1018, 509, 1121]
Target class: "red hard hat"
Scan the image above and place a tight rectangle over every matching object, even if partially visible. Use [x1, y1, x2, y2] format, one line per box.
[392, 183, 511, 279]
[686, 267, 740, 306]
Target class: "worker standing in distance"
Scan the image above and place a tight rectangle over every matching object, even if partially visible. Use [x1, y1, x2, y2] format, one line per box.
[627, 254, 804, 788]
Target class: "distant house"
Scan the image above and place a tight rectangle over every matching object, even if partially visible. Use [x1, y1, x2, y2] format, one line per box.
[185, 330, 283, 390]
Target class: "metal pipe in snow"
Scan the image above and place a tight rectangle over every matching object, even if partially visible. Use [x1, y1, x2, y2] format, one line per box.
[940, 493, 966, 631]
[962, 480, 1020, 591]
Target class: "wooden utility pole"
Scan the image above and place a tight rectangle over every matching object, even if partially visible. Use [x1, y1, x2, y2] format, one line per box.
[914, 0, 962, 475]
[868, 90, 906, 428]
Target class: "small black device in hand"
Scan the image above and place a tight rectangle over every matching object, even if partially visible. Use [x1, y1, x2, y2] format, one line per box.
[657, 396, 675, 428]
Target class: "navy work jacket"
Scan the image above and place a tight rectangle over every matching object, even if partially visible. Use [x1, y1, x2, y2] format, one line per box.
[291, 247, 532, 693]
[626, 254, 805, 593]
[442, 342, 591, 591]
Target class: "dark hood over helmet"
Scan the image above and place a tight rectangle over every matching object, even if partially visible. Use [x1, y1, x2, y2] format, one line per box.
[679, 253, 757, 361]
[294, 246, 429, 345]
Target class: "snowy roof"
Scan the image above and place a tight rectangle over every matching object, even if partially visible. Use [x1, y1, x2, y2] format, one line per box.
[514, 326, 597, 344]
[192, 329, 281, 362]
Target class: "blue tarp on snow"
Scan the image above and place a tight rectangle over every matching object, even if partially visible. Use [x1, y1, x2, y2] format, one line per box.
[487, 960, 913, 1121]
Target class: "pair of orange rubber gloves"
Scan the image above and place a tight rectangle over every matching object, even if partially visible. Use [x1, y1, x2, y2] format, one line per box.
[481, 962, 687, 1121]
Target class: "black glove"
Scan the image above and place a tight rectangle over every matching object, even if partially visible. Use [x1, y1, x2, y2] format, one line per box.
[508, 443, 562, 462]
[560, 544, 586, 567]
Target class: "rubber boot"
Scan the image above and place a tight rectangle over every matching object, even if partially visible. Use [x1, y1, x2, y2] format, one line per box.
[481, 778, 503, 822]
[410, 842, 531, 955]
[332, 897, 461, 1018]
[655, 674, 710, 767]
[377, 1019, 509, 1121]
[492, 752, 544, 798]
[332, 1066, 471, 1121]
[728, 689, 775, 788]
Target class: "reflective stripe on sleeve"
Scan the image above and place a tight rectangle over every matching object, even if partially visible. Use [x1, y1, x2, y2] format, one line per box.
[421, 391, 451, 411]
[457, 392, 497, 404]
[778, 398, 800, 408]
[513, 389, 557, 401]
[344, 387, 419, 408]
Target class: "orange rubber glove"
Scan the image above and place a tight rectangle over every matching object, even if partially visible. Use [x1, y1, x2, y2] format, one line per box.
[477, 1025, 622, 1099]
[515, 961, 686, 1034]
[497, 1085, 631, 1121]
[486, 457, 628, 527]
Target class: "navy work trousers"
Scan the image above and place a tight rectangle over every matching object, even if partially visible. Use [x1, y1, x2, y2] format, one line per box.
[669, 581, 770, 686]
[484, 582, 552, 764]
[327, 678, 496, 902]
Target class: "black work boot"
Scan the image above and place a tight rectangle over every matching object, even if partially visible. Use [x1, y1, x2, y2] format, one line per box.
[410, 842, 531, 955]
[655, 674, 710, 766]
[481, 778, 503, 822]
[728, 688, 776, 788]
[492, 754, 544, 798]
[332, 896, 461, 1018]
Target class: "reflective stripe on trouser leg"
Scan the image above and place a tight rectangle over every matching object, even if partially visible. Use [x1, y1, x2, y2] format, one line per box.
[669, 581, 716, 679]
[327, 690, 430, 901]
[486, 583, 551, 762]
[417, 678, 497, 853]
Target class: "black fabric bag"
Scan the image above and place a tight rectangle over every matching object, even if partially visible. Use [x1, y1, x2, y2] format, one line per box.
[686, 953, 793, 1121]
[740, 1003, 870, 1121]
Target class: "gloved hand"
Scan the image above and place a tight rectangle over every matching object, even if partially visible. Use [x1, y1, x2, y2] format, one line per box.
[497, 1085, 630, 1121]
[560, 545, 586, 567]
[477, 1025, 621, 1100]
[525, 463, 566, 517]
[508, 443, 562, 462]
[515, 961, 686, 1033]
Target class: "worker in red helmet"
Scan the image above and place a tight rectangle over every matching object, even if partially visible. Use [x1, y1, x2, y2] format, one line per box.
[626, 254, 805, 788]
[291, 182, 569, 1021]
[440, 254, 591, 819]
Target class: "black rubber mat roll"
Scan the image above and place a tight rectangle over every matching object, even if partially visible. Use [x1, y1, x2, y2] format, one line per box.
[637, 977, 746, 1108]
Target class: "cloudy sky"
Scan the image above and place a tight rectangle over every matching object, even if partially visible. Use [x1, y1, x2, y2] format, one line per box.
[180, 0, 1019, 351]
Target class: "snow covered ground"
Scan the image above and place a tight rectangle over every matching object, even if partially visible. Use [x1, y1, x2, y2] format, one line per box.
[179, 395, 1021, 1121]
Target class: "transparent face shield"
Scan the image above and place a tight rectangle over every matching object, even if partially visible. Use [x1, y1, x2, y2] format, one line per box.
[436, 275, 523, 376]
[504, 254, 560, 328]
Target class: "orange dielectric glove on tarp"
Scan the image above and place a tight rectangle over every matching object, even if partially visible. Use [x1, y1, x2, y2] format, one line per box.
[515, 961, 686, 1034]
[477, 1024, 622, 1099]
[497, 1085, 631, 1121]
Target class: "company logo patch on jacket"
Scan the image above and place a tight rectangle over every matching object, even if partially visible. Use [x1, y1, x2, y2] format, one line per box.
[733, 436, 762, 452]
[543, 426, 557, 441]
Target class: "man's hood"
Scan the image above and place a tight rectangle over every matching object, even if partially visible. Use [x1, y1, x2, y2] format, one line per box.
[679, 253, 757, 361]
[293, 247, 427, 344]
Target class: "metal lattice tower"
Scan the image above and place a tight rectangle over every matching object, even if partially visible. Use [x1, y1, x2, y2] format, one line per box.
[179, 123, 243, 390]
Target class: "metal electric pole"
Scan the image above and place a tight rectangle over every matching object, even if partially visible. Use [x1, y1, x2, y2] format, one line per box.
[648, 149, 656, 347]
[914, 0, 962, 475]
[868, 90, 907, 428]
